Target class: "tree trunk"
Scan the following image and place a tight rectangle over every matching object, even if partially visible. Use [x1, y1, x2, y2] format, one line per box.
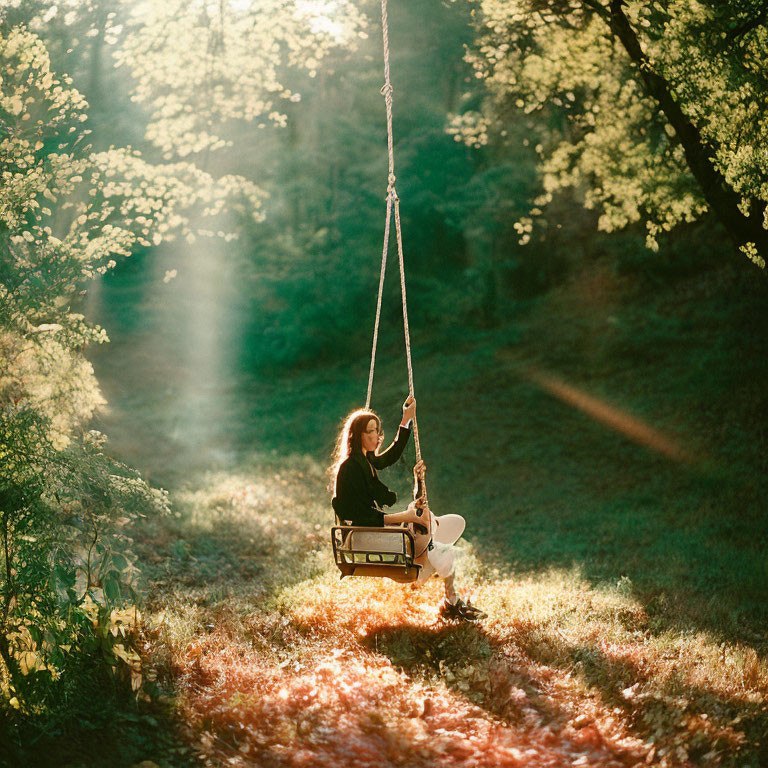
[0, 507, 22, 694]
[607, 0, 768, 255]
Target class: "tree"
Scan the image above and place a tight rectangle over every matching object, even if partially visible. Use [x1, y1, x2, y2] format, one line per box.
[0, 0, 368, 712]
[114, 0, 367, 162]
[455, 0, 768, 268]
[0, 25, 176, 712]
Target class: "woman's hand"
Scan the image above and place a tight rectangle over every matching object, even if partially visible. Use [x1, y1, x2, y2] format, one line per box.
[405, 500, 423, 523]
[401, 394, 416, 425]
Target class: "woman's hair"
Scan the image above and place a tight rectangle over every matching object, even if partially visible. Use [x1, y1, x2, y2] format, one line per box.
[327, 409, 381, 493]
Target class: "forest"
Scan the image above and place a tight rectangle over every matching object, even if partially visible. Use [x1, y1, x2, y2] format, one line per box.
[1, 1, 767, 766]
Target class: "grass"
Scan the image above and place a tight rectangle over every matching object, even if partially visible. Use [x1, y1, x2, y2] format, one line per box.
[29, 256, 768, 767]
[120, 445, 767, 767]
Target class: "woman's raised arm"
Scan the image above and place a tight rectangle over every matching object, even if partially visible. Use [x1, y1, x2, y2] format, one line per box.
[369, 395, 415, 470]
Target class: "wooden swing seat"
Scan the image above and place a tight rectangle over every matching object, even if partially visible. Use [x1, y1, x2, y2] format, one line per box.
[331, 524, 421, 583]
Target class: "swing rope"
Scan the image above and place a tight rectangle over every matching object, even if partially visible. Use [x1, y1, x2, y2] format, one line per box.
[365, 0, 424, 484]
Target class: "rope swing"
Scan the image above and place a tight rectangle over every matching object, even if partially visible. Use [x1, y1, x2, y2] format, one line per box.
[364, 0, 426, 496]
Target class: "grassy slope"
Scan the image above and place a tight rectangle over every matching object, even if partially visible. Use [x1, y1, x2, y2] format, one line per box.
[24, 256, 768, 767]
[229, 255, 768, 638]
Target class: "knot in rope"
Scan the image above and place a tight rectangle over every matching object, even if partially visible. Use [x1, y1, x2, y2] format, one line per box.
[387, 173, 398, 199]
[380, 82, 394, 99]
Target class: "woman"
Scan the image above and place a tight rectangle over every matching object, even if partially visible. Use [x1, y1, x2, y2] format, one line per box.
[329, 395, 485, 622]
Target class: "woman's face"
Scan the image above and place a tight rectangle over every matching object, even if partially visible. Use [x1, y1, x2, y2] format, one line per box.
[361, 418, 383, 453]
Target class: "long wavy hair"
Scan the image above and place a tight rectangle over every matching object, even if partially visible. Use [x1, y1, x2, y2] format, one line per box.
[327, 408, 382, 494]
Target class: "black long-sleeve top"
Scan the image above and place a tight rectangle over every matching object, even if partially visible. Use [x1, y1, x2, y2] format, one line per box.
[331, 425, 411, 526]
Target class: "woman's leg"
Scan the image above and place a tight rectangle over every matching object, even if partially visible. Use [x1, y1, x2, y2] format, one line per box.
[411, 521, 461, 590]
[443, 570, 457, 602]
[413, 537, 434, 585]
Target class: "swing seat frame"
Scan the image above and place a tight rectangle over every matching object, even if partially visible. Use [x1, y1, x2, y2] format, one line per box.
[331, 525, 421, 583]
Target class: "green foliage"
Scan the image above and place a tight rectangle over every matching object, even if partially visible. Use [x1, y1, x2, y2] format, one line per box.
[458, 0, 768, 265]
[114, 0, 367, 160]
[0, 409, 166, 712]
[0, 0, 371, 728]
[226, 0, 533, 370]
[0, 25, 264, 346]
[0, 23, 178, 719]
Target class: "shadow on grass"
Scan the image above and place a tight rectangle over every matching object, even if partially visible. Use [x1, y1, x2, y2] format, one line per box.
[5, 458, 329, 768]
[447, 364, 768, 654]
[175, 611, 646, 768]
[521, 630, 768, 767]
[133, 437, 767, 768]
[363, 617, 767, 768]
[465, 456, 768, 657]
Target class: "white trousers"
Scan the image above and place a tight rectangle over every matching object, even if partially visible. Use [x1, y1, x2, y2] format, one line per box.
[415, 513, 465, 585]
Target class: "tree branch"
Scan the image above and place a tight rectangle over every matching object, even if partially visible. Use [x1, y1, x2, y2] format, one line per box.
[726, 4, 768, 42]
[0, 503, 23, 694]
[606, 0, 768, 254]
[581, 0, 610, 23]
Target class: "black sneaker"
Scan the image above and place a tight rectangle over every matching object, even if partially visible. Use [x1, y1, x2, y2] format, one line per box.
[458, 599, 487, 620]
[439, 599, 485, 622]
[439, 599, 463, 621]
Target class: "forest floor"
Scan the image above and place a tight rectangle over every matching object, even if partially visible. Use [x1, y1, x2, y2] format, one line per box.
[124, 449, 766, 768]
[46, 258, 768, 767]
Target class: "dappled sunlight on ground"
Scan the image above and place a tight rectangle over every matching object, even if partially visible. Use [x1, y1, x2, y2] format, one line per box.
[171, 596, 646, 767]
[139, 464, 767, 768]
[287, 572, 447, 637]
